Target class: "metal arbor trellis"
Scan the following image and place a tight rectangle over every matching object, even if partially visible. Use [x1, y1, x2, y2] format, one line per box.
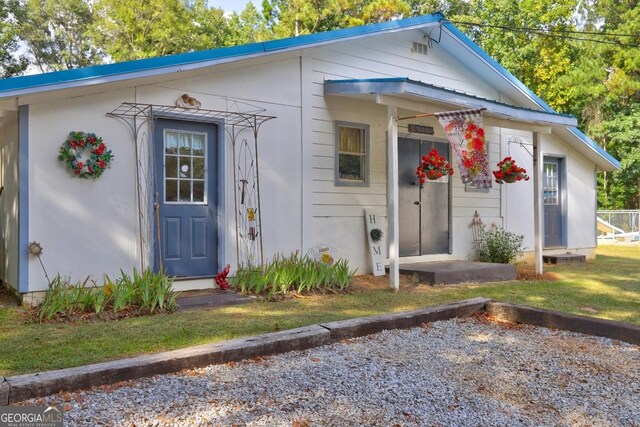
[107, 102, 275, 272]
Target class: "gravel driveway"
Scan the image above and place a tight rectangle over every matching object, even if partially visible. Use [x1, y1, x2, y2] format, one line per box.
[26, 316, 640, 426]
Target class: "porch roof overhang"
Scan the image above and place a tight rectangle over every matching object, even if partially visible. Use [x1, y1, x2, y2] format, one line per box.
[325, 77, 577, 127]
[324, 78, 620, 171]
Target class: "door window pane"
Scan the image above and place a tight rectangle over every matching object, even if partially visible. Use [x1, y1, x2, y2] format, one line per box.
[179, 180, 191, 202]
[165, 156, 178, 178]
[543, 163, 558, 205]
[164, 129, 207, 203]
[193, 181, 205, 202]
[165, 132, 178, 155]
[192, 135, 205, 157]
[166, 179, 178, 202]
[193, 157, 205, 179]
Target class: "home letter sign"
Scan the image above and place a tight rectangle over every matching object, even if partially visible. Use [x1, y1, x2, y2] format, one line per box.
[364, 209, 387, 276]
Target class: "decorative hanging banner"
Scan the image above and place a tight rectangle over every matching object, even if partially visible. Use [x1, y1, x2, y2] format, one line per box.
[434, 108, 492, 189]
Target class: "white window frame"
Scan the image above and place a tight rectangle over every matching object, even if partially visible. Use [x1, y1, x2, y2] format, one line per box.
[335, 121, 370, 187]
[163, 128, 208, 205]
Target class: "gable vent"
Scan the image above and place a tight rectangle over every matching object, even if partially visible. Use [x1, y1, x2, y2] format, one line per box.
[412, 41, 429, 56]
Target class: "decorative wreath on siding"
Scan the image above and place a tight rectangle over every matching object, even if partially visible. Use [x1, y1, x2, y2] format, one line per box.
[58, 131, 113, 179]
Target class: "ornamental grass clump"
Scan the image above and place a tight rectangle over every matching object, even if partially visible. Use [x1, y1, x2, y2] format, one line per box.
[231, 252, 356, 299]
[477, 224, 526, 264]
[37, 268, 177, 321]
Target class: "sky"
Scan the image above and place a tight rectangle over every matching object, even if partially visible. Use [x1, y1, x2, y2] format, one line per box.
[209, 0, 260, 14]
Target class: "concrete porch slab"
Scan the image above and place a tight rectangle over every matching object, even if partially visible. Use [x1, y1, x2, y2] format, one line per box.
[392, 260, 516, 285]
[177, 291, 255, 312]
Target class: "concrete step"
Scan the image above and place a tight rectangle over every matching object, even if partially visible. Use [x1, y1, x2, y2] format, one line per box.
[543, 254, 586, 264]
[390, 261, 517, 285]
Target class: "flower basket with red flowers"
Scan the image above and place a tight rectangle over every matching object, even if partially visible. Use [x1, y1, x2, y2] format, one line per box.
[493, 157, 530, 184]
[415, 148, 454, 183]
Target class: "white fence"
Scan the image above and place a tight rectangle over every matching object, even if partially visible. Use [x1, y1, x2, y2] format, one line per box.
[597, 210, 640, 241]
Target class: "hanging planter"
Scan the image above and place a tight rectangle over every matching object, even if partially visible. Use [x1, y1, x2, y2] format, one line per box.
[415, 148, 454, 184]
[493, 157, 530, 184]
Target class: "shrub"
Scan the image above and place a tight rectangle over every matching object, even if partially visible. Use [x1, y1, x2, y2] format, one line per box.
[37, 269, 177, 321]
[231, 252, 356, 298]
[477, 224, 525, 264]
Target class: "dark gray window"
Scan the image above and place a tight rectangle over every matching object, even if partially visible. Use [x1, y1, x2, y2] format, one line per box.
[335, 121, 369, 186]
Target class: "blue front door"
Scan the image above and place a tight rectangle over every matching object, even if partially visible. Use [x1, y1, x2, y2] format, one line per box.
[154, 119, 218, 277]
[543, 157, 564, 248]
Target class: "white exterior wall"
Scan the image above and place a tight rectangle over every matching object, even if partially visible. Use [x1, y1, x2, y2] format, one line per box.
[0, 110, 19, 290]
[28, 89, 138, 291]
[504, 131, 598, 258]
[17, 28, 602, 289]
[24, 55, 303, 292]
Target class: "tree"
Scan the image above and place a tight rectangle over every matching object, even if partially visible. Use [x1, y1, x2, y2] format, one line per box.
[190, 0, 233, 50]
[93, 0, 196, 61]
[15, 0, 102, 72]
[0, 0, 28, 77]
[228, 2, 270, 46]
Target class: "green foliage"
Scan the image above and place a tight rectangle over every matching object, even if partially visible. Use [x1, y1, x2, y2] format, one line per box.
[477, 224, 525, 264]
[231, 252, 356, 298]
[14, 0, 102, 72]
[0, 0, 28, 77]
[37, 269, 176, 321]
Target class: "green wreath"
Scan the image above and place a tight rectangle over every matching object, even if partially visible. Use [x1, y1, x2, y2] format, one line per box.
[58, 131, 113, 179]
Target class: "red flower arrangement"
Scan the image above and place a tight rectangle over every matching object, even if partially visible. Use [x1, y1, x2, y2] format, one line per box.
[215, 264, 231, 290]
[415, 148, 454, 184]
[58, 131, 113, 179]
[493, 157, 530, 184]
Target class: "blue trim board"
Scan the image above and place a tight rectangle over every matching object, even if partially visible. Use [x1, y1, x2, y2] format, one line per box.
[18, 105, 28, 293]
[0, 13, 444, 96]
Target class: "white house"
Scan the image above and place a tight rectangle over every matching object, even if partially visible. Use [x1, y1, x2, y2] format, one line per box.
[0, 13, 620, 301]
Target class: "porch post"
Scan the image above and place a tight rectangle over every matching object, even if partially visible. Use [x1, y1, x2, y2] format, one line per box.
[387, 106, 400, 290]
[533, 132, 544, 274]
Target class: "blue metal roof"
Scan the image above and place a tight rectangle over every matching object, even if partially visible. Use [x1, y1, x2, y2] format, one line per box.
[0, 13, 445, 95]
[0, 12, 619, 169]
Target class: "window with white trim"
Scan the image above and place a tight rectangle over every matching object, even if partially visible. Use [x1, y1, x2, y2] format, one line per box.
[335, 122, 369, 186]
[164, 129, 207, 203]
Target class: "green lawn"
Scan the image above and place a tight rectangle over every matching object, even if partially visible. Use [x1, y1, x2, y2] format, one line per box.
[0, 244, 638, 377]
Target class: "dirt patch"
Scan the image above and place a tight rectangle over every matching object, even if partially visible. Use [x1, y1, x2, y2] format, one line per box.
[516, 263, 559, 281]
[0, 282, 19, 308]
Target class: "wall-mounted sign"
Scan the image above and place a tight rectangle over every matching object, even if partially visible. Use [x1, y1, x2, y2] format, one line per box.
[408, 124, 435, 135]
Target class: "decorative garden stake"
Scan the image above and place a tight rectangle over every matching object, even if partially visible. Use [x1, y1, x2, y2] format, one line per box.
[58, 131, 113, 179]
[493, 157, 530, 184]
[415, 148, 454, 184]
[28, 241, 51, 286]
[215, 264, 231, 290]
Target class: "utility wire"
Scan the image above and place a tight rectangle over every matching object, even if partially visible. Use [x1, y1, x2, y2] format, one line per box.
[448, 20, 640, 48]
[449, 19, 640, 38]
